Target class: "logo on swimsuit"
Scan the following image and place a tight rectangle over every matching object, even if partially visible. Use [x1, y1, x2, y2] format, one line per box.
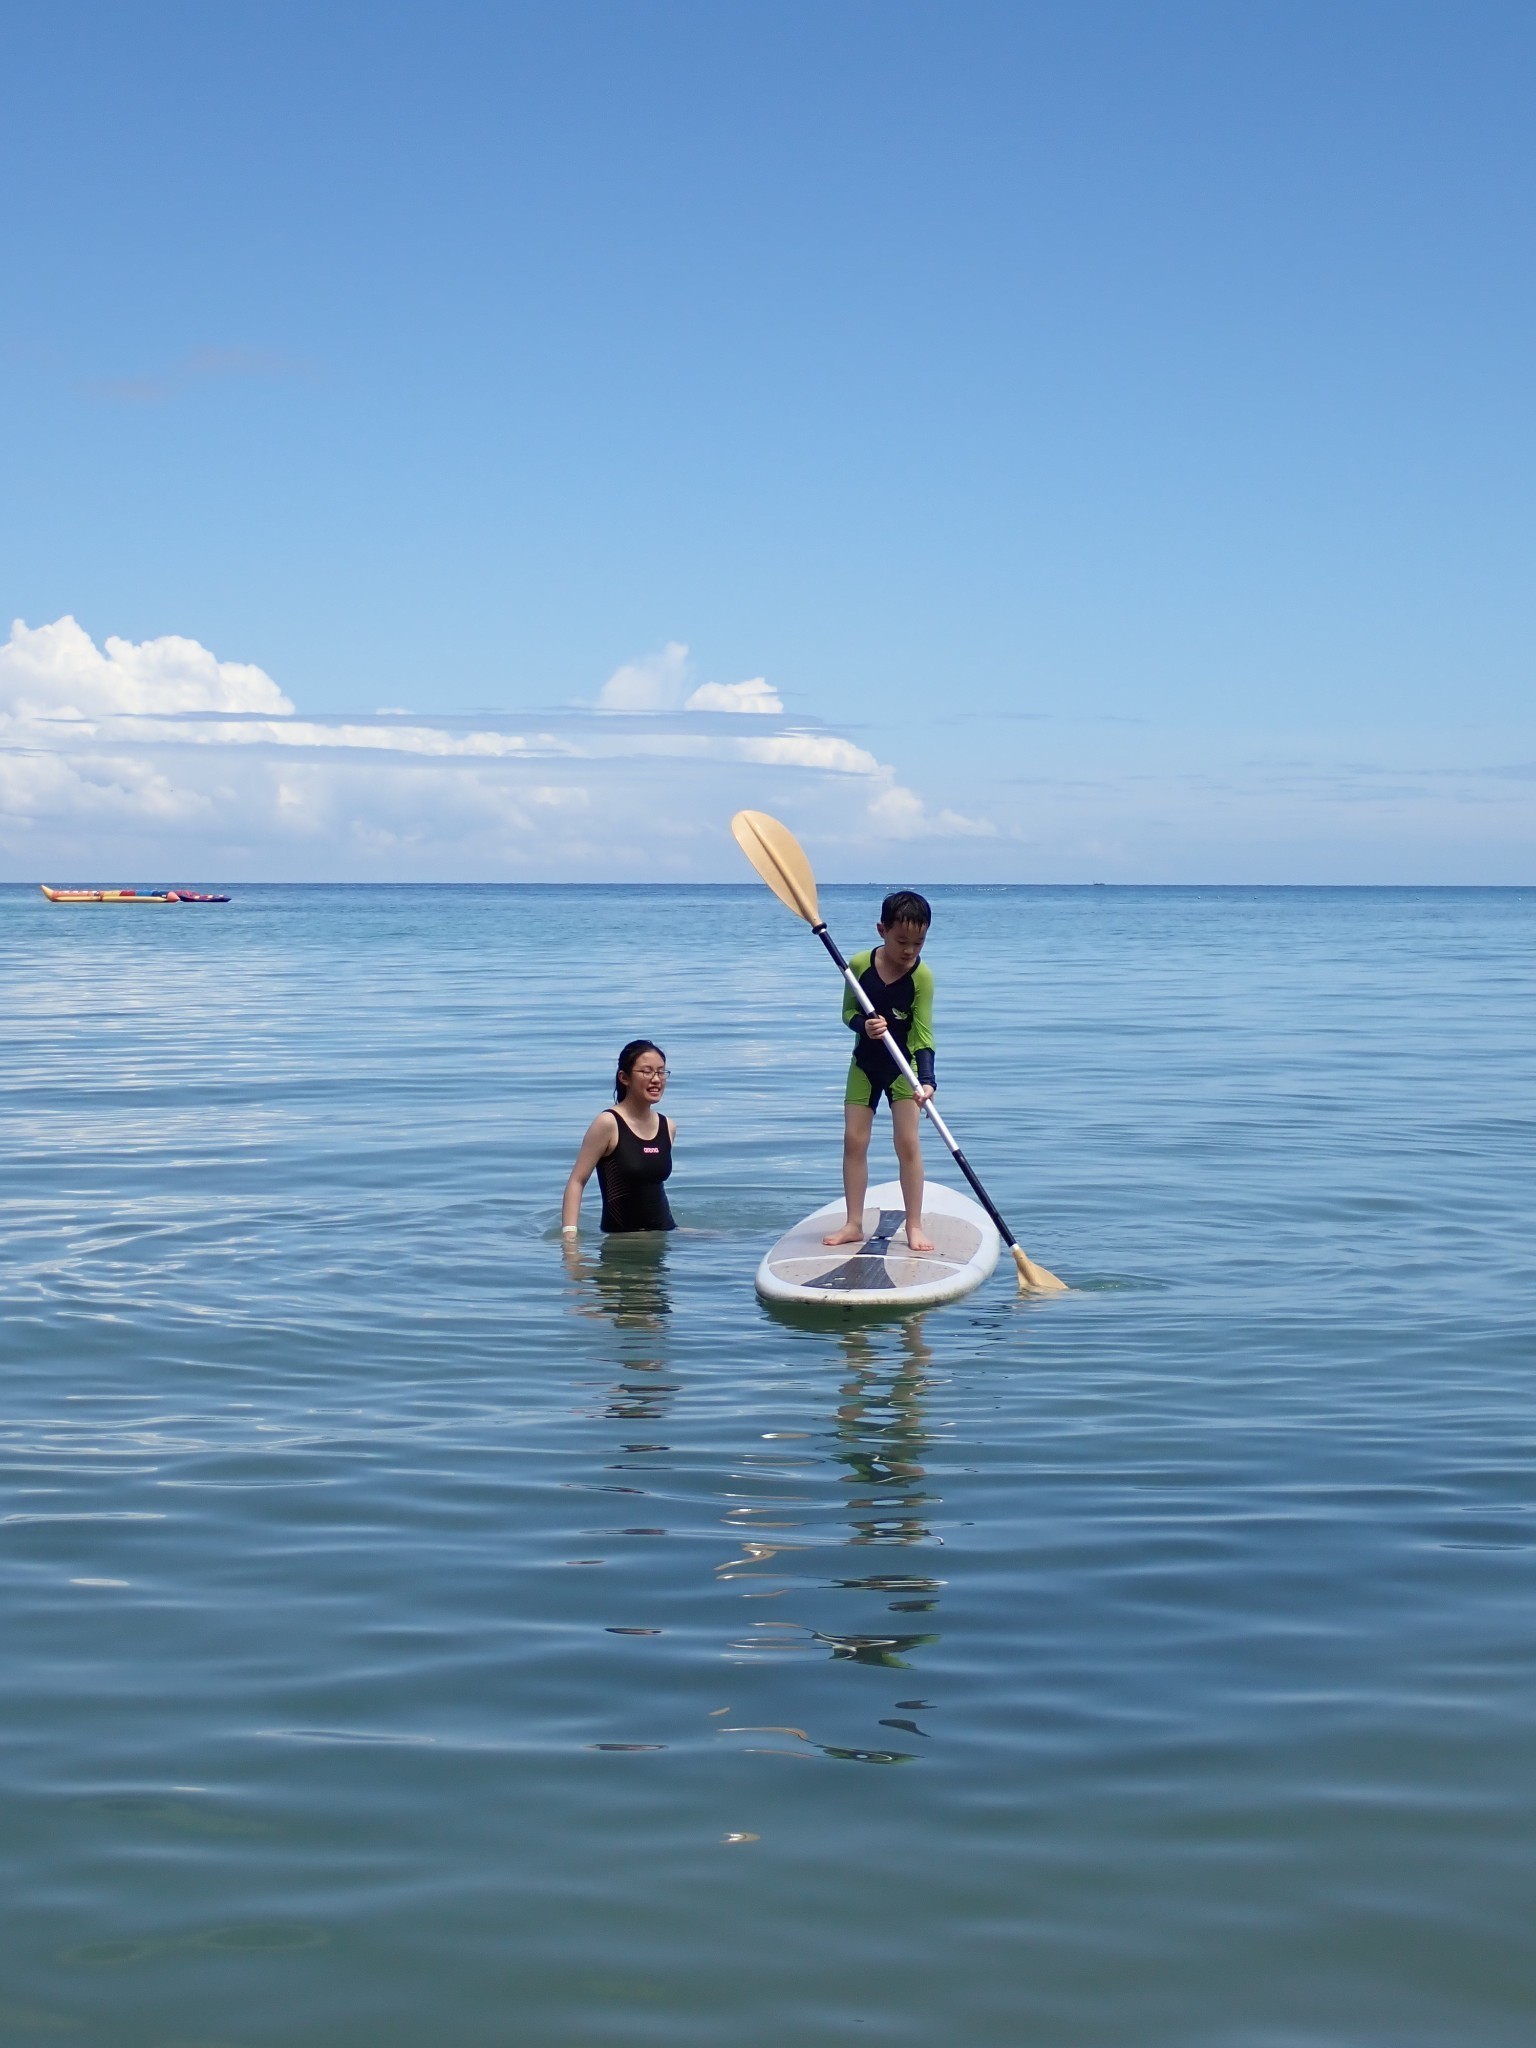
[643, 1146, 659, 1154]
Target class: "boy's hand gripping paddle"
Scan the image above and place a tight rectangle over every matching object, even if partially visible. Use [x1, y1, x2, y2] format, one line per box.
[731, 809, 1067, 1293]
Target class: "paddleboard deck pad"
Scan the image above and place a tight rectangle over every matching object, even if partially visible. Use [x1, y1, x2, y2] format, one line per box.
[756, 1180, 1000, 1310]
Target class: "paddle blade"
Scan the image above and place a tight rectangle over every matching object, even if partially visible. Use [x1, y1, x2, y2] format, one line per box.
[1011, 1244, 1068, 1293]
[731, 810, 821, 925]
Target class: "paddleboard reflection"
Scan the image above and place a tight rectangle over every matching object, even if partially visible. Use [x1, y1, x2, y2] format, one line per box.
[812, 1319, 942, 1683]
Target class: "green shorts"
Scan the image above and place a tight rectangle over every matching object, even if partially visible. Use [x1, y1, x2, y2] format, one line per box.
[844, 1061, 917, 1110]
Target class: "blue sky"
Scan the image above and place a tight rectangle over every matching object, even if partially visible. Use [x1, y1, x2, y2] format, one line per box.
[3, 0, 1534, 880]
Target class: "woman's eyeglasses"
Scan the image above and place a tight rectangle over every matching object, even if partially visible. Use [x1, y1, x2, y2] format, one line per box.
[631, 1067, 670, 1082]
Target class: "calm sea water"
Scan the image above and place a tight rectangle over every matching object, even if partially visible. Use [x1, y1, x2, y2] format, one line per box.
[3, 882, 1535, 2047]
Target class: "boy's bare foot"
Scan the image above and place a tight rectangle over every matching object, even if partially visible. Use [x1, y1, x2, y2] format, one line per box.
[904, 1225, 935, 1253]
[822, 1218, 869, 1246]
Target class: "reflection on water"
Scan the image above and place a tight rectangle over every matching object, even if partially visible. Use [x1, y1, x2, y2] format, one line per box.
[561, 1241, 948, 1764]
[564, 1233, 677, 1427]
[563, 1232, 672, 1332]
[813, 1320, 941, 1691]
[832, 1319, 938, 1550]
[810, 1321, 941, 1748]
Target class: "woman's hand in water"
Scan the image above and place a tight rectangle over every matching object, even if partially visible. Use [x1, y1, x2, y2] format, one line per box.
[561, 1235, 588, 1277]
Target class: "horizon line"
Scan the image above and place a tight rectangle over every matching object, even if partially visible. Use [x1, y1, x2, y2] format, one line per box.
[9, 879, 1535, 893]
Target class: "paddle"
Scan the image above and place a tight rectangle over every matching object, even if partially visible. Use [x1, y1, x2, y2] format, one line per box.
[731, 809, 1067, 1293]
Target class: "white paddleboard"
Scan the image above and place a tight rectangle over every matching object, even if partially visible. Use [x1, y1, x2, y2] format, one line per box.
[756, 1180, 1001, 1310]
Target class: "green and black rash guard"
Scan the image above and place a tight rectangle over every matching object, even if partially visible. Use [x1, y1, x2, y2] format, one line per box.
[844, 950, 936, 1092]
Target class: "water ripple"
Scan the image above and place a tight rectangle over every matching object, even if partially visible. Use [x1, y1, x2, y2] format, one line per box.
[4, 885, 1536, 2044]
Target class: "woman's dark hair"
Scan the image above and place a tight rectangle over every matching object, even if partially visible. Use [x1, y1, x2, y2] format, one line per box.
[881, 889, 931, 929]
[615, 1039, 665, 1101]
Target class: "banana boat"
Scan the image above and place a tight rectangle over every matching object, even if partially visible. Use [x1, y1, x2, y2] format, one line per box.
[40, 886, 230, 903]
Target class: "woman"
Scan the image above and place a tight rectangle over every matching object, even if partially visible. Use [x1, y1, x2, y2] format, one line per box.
[562, 1040, 676, 1236]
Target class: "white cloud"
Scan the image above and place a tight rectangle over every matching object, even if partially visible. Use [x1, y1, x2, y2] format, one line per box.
[935, 807, 998, 838]
[599, 644, 784, 718]
[14, 624, 1536, 882]
[0, 748, 213, 824]
[737, 731, 879, 775]
[867, 782, 926, 834]
[0, 617, 1001, 879]
[0, 615, 292, 720]
[685, 676, 782, 714]
[151, 717, 554, 758]
[596, 641, 691, 712]
[866, 777, 997, 839]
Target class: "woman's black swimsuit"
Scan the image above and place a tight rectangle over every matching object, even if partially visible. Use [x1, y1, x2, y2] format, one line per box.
[596, 1109, 675, 1233]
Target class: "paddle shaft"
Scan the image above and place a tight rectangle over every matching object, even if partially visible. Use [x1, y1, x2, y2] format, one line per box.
[812, 921, 1026, 1257]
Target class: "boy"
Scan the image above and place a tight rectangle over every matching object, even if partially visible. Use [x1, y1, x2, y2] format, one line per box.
[823, 889, 937, 1253]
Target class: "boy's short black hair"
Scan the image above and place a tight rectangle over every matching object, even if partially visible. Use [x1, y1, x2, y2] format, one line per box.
[880, 889, 931, 929]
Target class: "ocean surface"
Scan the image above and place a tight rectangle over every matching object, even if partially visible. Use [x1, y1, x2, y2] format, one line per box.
[3, 881, 1535, 2048]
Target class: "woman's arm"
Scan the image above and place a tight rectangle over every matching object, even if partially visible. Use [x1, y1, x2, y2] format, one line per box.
[562, 1114, 618, 1233]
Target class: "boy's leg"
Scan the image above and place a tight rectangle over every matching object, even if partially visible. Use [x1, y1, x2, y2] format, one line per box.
[890, 1097, 933, 1251]
[824, 1103, 876, 1244]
